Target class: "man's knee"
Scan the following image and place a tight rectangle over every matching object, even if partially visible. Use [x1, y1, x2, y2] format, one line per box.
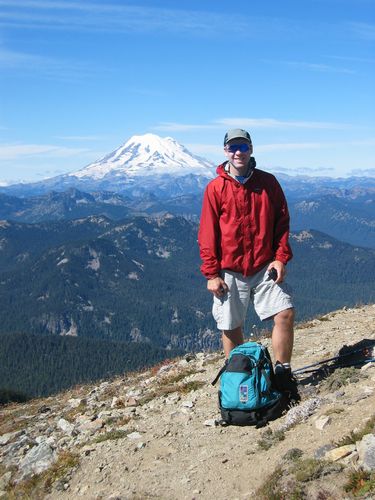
[274, 307, 295, 326]
[222, 326, 243, 342]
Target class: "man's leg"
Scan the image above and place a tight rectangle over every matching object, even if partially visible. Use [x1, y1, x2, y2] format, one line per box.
[222, 326, 244, 358]
[271, 307, 300, 403]
[271, 307, 295, 363]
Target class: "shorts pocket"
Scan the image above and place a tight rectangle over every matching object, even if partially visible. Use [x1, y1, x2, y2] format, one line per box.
[212, 295, 224, 324]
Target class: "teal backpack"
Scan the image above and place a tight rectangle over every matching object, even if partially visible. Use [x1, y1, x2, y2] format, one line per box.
[212, 342, 286, 427]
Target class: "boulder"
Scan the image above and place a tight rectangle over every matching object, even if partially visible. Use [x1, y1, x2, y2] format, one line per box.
[18, 441, 57, 479]
[357, 434, 375, 471]
[324, 444, 356, 462]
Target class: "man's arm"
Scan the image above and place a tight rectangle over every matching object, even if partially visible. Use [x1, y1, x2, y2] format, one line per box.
[269, 179, 293, 282]
[198, 184, 222, 280]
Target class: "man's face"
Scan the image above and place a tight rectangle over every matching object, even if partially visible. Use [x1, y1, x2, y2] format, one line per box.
[224, 139, 253, 170]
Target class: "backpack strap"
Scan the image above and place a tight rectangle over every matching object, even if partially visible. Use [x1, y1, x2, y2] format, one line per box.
[260, 368, 272, 394]
[211, 361, 227, 386]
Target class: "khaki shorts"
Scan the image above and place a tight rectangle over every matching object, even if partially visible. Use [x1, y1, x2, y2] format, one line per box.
[212, 266, 294, 330]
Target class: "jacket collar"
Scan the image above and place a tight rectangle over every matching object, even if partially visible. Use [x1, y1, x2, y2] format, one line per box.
[217, 158, 257, 184]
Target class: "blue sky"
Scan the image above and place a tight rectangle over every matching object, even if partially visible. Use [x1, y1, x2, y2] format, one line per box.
[0, 0, 374, 184]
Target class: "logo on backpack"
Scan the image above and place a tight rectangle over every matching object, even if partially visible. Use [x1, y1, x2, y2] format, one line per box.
[239, 384, 249, 403]
[212, 341, 287, 427]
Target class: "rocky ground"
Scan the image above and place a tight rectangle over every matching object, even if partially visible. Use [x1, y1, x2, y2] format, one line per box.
[1, 304, 375, 499]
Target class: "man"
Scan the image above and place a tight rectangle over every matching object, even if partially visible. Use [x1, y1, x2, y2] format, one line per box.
[198, 128, 299, 402]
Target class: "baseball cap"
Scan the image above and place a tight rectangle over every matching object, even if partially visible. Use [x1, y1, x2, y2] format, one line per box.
[223, 128, 252, 146]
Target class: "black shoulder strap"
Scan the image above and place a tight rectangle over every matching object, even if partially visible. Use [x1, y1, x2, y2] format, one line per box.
[211, 362, 227, 386]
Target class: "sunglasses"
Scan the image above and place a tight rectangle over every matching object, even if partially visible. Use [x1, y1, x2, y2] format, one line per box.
[226, 143, 251, 153]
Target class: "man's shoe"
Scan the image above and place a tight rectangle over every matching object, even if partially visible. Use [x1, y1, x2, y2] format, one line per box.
[274, 362, 301, 405]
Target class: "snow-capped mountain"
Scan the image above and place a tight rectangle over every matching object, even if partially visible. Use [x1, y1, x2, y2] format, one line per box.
[70, 133, 215, 180]
[0, 134, 216, 198]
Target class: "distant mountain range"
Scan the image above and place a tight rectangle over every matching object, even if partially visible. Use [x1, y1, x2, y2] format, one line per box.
[0, 134, 374, 248]
[0, 185, 374, 248]
[0, 215, 374, 352]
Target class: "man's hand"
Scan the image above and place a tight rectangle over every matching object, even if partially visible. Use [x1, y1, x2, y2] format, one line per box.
[267, 260, 286, 284]
[207, 277, 228, 298]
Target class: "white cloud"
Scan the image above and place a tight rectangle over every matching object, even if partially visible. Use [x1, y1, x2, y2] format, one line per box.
[280, 60, 355, 74]
[257, 143, 323, 152]
[185, 143, 222, 157]
[271, 165, 335, 175]
[55, 135, 107, 142]
[0, 1, 252, 36]
[0, 143, 89, 160]
[348, 167, 375, 176]
[0, 47, 95, 80]
[218, 118, 353, 129]
[154, 122, 216, 132]
[154, 117, 352, 132]
[348, 22, 375, 41]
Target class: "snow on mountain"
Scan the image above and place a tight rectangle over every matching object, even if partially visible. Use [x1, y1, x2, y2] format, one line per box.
[69, 133, 216, 180]
[0, 134, 217, 198]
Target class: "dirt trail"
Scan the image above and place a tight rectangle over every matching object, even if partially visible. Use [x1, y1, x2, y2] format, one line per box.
[45, 305, 375, 500]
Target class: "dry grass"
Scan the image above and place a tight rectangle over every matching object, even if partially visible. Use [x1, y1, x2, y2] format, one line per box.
[137, 367, 205, 406]
[344, 470, 375, 497]
[91, 429, 130, 444]
[321, 367, 365, 392]
[149, 358, 179, 376]
[336, 415, 375, 447]
[257, 428, 285, 451]
[256, 457, 343, 499]
[6, 450, 79, 499]
[60, 402, 88, 423]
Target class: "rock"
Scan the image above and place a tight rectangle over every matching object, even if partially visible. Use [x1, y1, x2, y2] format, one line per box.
[37, 405, 51, 414]
[315, 444, 335, 459]
[76, 418, 104, 435]
[333, 390, 346, 399]
[111, 397, 119, 408]
[2, 435, 35, 465]
[362, 386, 374, 395]
[324, 444, 356, 462]
[0, 471, 12, 490]
[35, 435, 55, 446]
[340, 451, 359, 466]
[157, 364, 173, 375]
[361, 362, 375, 372]
[68, 398, 83, 408]
[281, 397, 322, 429]
[57, 418, 75, 435]
[165, 394, 181, 405]
[0, 430, 24, 446]
[181, 400, 194, 408]
[315, 415, 331, 430]
[18, 442, 57, 479]
[357, 434, 375, 471]
[127, 432, 142, 440]
[203, 419, 218, 427]
[80, 445, 97, 457]
[125, 397, 138, 407]
[184, 353, 197, 362]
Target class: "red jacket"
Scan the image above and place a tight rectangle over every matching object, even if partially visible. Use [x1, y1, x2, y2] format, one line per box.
[198, 163, 293, 279]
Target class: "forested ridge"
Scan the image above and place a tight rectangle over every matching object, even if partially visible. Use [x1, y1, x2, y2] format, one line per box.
[0, 215, 374, 400]
[0, 332, 182, 401]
